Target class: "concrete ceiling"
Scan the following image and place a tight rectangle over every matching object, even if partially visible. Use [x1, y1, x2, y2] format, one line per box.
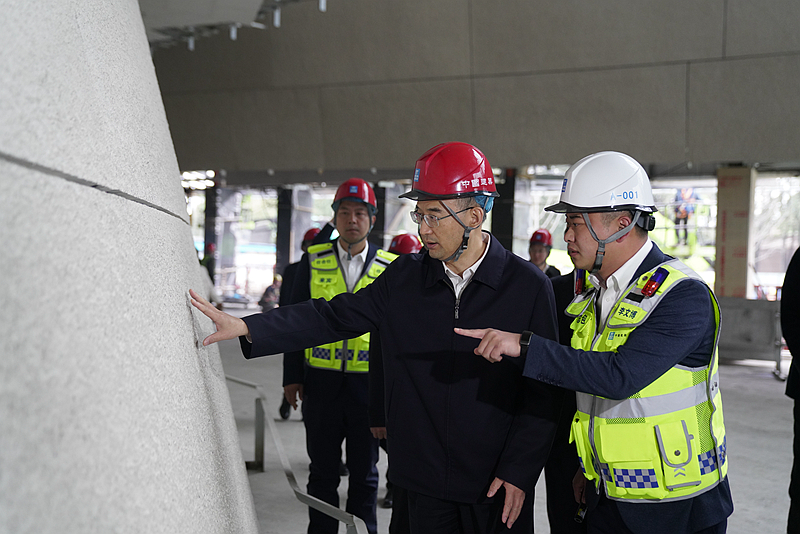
[139, 0, 265, 45]
[139, 0, 326, 47]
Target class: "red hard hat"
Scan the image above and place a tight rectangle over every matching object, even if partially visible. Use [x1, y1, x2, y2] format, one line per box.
[332, 178, 378, 213]
[530, 228, 553, 247]
[388, 233, 423, 255]
[399, 142, 499, 201]
[303, 227, 321, 242]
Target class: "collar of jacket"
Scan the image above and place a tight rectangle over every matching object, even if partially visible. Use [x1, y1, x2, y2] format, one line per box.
[628, 242, 672, 287]
[422, 231, 504, 292]
[327, 239, 379, 277]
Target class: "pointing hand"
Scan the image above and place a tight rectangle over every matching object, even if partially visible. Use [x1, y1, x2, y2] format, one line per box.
[454, 327, 522, 363]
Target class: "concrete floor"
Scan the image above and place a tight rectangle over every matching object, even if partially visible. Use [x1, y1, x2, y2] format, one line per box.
[218, 308, 794, 534]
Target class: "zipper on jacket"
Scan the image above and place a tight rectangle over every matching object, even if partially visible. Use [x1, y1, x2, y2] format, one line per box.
[454, 297, 460, 319]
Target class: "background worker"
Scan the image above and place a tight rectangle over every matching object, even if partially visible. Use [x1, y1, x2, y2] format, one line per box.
[388, 232, 423, 255]
[258, 274, 282, 312]
[457, 151, 733, 534]
[282, 177, 396, 534]
[189, 142, 562, 533]
[529, 228, 561, 278]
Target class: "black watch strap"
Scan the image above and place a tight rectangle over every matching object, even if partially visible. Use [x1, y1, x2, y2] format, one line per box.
[519, 330, 534, 349]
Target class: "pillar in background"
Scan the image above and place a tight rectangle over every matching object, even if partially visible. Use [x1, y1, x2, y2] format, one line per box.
[715, 166, 756, 298]
[492, 168, 518, 251]
[203, 184, 218, 280]
[276, 187, 293, 274]
[290, 186, 315, 261]
[373, 181, 409, 249]
[0, 1, 258, 532]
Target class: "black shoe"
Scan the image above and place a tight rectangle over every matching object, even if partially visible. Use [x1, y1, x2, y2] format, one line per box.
[382, 487, 393, 508]
[339, 460, 349, 477]
[278, 397, 291, 420]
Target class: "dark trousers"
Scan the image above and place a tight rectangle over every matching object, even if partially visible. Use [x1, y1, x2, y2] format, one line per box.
[302, 385, 379, 534]
[586, 495, 726, 534]
[407, 489, 533, 534]
[389, 485, 410, 534]
[789, 402, 800, 533]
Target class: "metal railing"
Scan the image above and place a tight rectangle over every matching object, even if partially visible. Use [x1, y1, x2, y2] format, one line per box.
[226, 375, 369, 534]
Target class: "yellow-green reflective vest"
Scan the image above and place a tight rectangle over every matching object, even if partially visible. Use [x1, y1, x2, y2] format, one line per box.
[566, 259, 727, 503]
[304, 242, 397, 373]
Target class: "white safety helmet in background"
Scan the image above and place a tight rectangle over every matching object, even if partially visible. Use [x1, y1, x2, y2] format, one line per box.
[546, 151, 658, 273]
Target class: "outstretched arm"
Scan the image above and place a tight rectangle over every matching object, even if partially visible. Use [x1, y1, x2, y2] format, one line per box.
[189, 289, 250, 346]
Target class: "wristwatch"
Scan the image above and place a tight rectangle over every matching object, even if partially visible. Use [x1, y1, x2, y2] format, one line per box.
[519, 330, 534, 351]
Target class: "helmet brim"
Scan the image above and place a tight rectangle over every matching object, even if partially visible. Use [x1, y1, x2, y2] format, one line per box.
[399, 189, 499, 201]
[545, 201, 658, 214]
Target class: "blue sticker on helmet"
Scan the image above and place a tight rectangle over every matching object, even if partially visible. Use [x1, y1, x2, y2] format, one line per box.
[561, 178, 567, 192]
[349, 185, 358, 194]
[414, 169, 420, 182]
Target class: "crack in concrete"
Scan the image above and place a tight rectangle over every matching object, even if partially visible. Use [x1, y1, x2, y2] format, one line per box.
[0, 149, 189, 225]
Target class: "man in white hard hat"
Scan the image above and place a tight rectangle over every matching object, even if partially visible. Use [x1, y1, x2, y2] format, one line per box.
[457, 151, 733, 534]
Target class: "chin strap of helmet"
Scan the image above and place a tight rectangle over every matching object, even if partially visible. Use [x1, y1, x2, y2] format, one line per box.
[582, 211, 642, 274]
[439, 201, 484, 264]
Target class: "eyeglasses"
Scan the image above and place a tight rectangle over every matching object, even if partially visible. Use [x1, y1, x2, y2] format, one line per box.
[410, 208, 471, 227]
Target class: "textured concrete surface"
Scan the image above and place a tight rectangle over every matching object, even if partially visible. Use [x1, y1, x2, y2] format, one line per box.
[0, 1, 257, 532]
[219, 306, 793, 533]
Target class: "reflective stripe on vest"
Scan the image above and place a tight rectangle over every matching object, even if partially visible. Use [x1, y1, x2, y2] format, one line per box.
[304, 243, 397, 373]
[567, 258, 727, 503]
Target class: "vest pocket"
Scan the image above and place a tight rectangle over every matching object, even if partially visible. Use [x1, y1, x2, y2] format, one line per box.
[569, 315, 593, 350]
[655, 420, 702, 491]
[595, 423, 669, 499]
[569, 414, 597, 480]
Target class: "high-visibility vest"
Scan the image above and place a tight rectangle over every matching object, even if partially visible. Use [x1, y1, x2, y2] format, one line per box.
[566, 259, 728, 502]
[304, 242, 397, 373]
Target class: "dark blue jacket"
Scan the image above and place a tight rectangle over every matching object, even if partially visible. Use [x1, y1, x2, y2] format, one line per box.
[240, 233, 562, 503]
[523, 243, 733, 533]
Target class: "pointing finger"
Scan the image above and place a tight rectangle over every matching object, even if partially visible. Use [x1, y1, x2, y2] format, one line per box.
[454, 327, 488, 339]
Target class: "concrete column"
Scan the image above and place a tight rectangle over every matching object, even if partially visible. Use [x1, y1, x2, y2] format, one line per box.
[203, 184, 219, 281]
[290, 186, 315, 261]
[276, 187, 293, 274]
[715, 166, 756, 298]
[492, 168, 518, 250]
[372, 184, 389, 249]
[0, 1, 258, 532]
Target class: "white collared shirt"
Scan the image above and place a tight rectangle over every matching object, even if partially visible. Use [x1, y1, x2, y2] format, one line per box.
[337, 240, 369, 292]
[590, 239, 653, 327]
[443, 233, 491, 298]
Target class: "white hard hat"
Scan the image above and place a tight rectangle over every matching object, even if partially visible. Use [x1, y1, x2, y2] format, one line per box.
[546, 151, 657, 214]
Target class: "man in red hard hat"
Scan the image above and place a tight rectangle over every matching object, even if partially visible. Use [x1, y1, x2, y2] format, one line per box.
[189, 143, 560, 533]
[529, 228, 561, 278]
[280, 178, 396, 534]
